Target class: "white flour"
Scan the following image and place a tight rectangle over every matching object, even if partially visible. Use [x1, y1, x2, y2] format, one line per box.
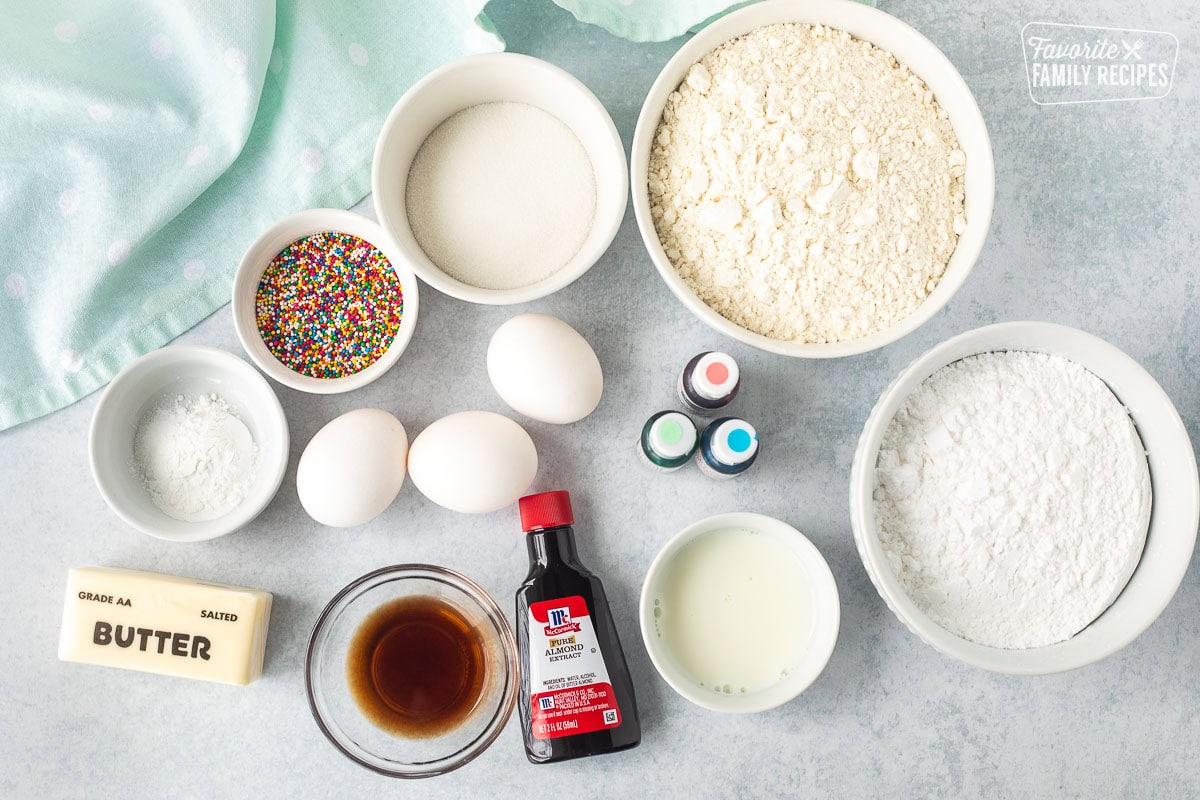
[873, 352, 1151, 650]
[649, 23, 966, 343]
[133, 394, 258, 522]
[406, 101, 596, 291]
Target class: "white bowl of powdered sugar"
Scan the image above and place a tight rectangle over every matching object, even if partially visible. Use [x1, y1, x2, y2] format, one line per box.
[372, 53, 627, 305]
[850, 322, 1199, 674]
[89, 346, 289, 542]
[632, 0, 994, 357]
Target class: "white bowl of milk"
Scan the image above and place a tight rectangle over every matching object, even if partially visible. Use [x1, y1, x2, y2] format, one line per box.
[640, 513, 840, 713]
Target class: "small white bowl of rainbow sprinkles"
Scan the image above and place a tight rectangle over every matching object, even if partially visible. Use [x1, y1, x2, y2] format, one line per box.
[232, 208, 419, 393]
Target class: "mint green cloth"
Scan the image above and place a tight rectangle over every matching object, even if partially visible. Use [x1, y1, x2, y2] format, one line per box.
[548, 0, 874, 42]
[0, 0, 502, 430]
[550, 0, 759, 42]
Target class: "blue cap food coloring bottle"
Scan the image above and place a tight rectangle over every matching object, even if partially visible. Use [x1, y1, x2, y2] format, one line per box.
[695, 417, 759, 479]
[637, 411, 698, 472]
[677, 352, 739, 415]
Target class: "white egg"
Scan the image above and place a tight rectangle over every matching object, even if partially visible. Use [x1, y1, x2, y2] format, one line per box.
[487, 313, 603, 424]
[296, 409, 408, 527]
[408, 411, 537, 513]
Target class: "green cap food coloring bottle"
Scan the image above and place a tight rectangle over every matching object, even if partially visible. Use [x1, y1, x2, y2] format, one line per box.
[637, 411, 699, 471]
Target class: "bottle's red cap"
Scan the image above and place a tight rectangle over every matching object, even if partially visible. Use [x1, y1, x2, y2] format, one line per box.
[519, 490, 574, 532]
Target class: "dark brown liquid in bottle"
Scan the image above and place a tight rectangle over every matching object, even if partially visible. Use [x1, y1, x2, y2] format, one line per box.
[517, 523, 641, 763]
[346, 596, 486, 738]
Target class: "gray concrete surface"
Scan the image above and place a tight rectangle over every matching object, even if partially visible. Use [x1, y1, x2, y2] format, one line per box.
[2, 0, 1197, 797]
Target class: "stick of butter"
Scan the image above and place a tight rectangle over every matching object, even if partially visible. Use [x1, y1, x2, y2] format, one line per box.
[59, 566, 273, 686]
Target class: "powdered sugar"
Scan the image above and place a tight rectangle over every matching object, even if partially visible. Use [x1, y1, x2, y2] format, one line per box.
[873, 352, 1151, 650]
[132, 394, 258, 522]
[649, 23, 965, 343]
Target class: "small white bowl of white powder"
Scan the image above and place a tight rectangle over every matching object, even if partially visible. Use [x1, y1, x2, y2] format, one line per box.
[372, 53, 627, 305]
[89, 345, 289, 542]
[850, 322, 1199, 674]
[632, 0, 995, 357]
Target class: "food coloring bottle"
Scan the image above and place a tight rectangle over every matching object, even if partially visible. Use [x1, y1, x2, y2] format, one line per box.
[695, 417, 759, 479]
[516, 490, 641, 764]
[637, 411, 698, 471]
[678, 351, 740, 415]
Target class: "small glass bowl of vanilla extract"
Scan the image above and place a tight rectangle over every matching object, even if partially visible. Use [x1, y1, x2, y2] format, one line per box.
[305, 564, 518, 778]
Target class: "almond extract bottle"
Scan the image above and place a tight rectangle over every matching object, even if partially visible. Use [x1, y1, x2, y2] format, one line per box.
[515, 490, 641, 763]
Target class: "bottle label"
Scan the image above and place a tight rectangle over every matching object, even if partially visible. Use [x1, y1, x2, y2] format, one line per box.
[636, 439, 685, 472]
[694, 448, 739, 479]
[527, 595, 622, 740]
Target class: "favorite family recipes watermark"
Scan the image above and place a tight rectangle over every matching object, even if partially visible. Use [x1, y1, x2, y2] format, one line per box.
[1022, 22, 1178, 105]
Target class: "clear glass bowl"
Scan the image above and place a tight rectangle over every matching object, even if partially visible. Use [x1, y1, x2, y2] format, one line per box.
[305, 565, 518, 778]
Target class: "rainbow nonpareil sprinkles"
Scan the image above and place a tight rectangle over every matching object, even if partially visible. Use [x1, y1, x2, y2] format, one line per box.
[255, 231, 403, 379]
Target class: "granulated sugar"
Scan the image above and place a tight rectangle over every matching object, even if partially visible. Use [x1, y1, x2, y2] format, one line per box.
[406, 102, 596, 291]
[649, 23, 966, 344]
[873, 352, 1151, 650]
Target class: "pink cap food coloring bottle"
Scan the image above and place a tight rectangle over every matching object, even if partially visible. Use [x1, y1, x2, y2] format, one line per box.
[677, 351, 740, 415]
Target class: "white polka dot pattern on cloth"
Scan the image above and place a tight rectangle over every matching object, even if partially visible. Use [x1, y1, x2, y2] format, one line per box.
[186, 144, 210, 167]
[87, 104, 113, 123]
[299, 147, 324, 173]
[106, 240, 131, 266]
[4, 0, 500, 431]
[183, 260, 206, 281]
[57, 189, 81, 217]
[59, 349, 84, 373]
[4, 274, 28, 300]
[149, 34, 173, 61]
[54, 20, 78, 43]
[223, 47, 248, 74]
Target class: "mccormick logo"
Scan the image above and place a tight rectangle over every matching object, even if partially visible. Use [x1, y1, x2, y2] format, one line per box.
[1022, 22, 1178, 105]
[543, 606, 581, 636]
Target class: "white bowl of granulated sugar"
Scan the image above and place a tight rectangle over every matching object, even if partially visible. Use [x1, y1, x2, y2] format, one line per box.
[849, 322, 1199, 674]
[89, 346, 289, 542]
[372, 53, 627, 305]
[632, 0, 995, 357]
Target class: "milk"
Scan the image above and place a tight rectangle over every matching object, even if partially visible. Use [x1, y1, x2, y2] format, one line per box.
[651, 527, 814, 694]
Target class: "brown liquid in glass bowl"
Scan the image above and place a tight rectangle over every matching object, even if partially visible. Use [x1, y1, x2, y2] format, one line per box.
[346, 596, 486, 738]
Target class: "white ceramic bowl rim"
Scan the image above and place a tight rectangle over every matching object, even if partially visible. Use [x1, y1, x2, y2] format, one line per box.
[231, 208, 420, 394]
[87, 344, 289, 542]
[371, 51, 628, 306]
[849, 321, 1200, 674]
[639, 512, 841, 713]
[630, 0, 996, 358]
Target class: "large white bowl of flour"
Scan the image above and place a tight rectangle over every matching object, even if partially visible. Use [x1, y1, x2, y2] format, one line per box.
[631, 0, 994, 357]
[850, 322, 1199, 674]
